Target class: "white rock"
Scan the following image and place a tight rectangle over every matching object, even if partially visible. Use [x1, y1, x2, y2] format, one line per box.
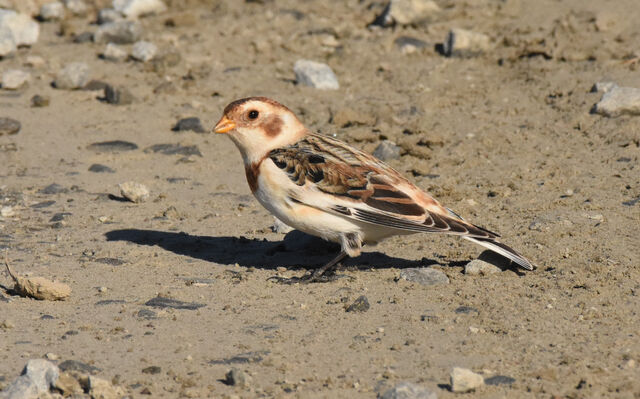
[0, 375, 40, 398]
[25, 55, 45, 67]
[443, 29, 492, 57]
[0, 205, 14, 217]
[54, 62, 90, 89]
[39, 2, 65, 20]
[593, 86, 640, 117]
[97, 8, 123, 24]
[0, 26, 17, 56]
[119, 181, 149, 203]
[0, 9, 39, 46]
[94, 20, 142, 43]
[271, 217, 293, 234]
[102, 42, 127, 61]
[293, 59, 339, 90]
[591, 81, 618, 94]
[2, 69, 30, 89]
[450, 367, 484, 393]
[23, 359, 59, 392]
[376, 0, 440, 26]
[113, 0, 166, 19]
[63, 0, 87, 16]
[464, 259, 501, 276]
[399, 268, 449, 286]
[381, 381, 438, 399]
[131, 40, 156, 62]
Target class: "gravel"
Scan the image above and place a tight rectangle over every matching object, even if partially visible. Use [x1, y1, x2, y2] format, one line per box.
[0, 117, 21, 135]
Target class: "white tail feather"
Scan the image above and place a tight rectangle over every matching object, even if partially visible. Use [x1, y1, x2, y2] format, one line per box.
[463, 236, 534, 270]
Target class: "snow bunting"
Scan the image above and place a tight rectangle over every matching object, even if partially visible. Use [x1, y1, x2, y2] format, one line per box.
[213, 97, 534, 281]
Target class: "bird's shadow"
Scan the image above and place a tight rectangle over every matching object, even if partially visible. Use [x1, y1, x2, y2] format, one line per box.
[104, 229, 467, 271]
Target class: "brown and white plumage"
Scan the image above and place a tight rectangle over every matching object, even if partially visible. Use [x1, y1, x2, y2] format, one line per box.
[213, 97, 534, 279]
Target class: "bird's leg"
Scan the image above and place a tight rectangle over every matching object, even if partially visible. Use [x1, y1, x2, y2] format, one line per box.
[269, 251, 351, 284]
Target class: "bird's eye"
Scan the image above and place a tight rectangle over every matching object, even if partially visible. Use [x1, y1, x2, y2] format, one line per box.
[248, 110, 259, 120]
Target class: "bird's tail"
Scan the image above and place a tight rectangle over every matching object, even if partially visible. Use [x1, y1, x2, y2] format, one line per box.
[463, 236, 534, 271]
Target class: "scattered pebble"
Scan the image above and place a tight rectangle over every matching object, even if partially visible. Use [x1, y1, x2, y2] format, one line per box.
[380, 381, 437, 399]
[591, 81, 618, 94]
[88, 164, 115, 173]
[454, 306, 479, 315]
[86, 375, 124, 399]
[73, 31, 93, 43]
[53, 62, 91, 90]
[1, 206, 14, 217]
[172, 117, 205, 133]
[104, 84, 135, 105]
[271, 217, 293, 234]
[118, 181, 149, 203]
[346, 295, 370, 312]
[39, 2, 65, 21]
[224, 368, 252, 387]
[3, 253, 72, 301]
[31, 94, 50, 107]
[144, 143, 202, 157]
[372, 0, 440, 27]
[141, 366, 161, 375]
[131, 40, 157, 62]
[592, 86, 640, 117]
[0, 117, 21, 135]
[63, 0, 88, 16]
[44, 353, 59, 361]
[1, 69, 29, 90]
[94, 20, 142, 44]
[1, 319, 15, 329]
[442, 29, 492, 57]
[97, 8, 123, 24]
[464, 259, 502, 276]
[87, 140, 138, 152]
[102, 42, 128, 62]
[114, 0, 167, 19]
[54, 372, 83, 396]
[145, 296, 206, 310]
[293, 59, 339, 90]
[0, 9, 40, 47]
[83, 80, 109, 91]
[58, 359, 101, 374]
[39, 183, 67, 194]
[450, 367, 484, 392]
[484, 375, 515, 386]
[399, 268, 449, 286]
[373, 141, 401, 161]
[394, 36, 428, 54]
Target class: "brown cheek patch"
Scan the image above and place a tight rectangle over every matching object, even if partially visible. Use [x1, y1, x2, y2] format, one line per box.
[263, 115, 283, 137]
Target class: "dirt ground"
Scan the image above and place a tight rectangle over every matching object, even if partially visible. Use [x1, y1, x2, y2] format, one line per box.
[1, 0, 640, 397]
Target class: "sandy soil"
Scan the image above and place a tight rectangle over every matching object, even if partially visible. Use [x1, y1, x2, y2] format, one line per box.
[1, 0, 639, 397]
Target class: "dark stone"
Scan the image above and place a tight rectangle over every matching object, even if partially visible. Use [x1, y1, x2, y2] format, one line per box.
[73, 32, 93, 43]
[0, 117, 21, 136]
[95, 299, 126, 306]
[40, 315, 55, 320]
[166, 177, 189, 183]
[83, 80, 109, 91]
[485, 375, 516, 386]
[137, 309, 157, 319]
[142, 366, 161, 375]
[104, 85, 134, 105]
[623, 196, 640, 206]
[346, 295, 370, 313]
[94, 257, 125, 266]
[49, 212, 71, 222]
[31, 200, 56, 208]
[144, 143, 202, 157]
[145, 296, 205, 310]
[454, 306, 479, 315]
[59, 360, 101, 374]
[30, 95, 50, 107]
[87, 140, 138, 153]
[209, 351, 269, 365]
[39, 183, 67, 194]
[172, 117, 205, 133]
[88, 164, 115, 173]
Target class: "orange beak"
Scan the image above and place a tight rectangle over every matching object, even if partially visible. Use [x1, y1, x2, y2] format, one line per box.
[213, 116, 236, 134]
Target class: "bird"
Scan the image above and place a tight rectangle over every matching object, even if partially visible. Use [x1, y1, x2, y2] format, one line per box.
[213, 97, 534, 282]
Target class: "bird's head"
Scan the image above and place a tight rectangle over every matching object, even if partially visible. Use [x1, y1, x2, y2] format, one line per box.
[213, 97, 307, 164]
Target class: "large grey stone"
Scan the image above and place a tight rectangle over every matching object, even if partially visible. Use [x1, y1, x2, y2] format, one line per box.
[54, 62, 90, 89]
[294, 59, 339, 90]
[399, 268, 449, 286]
[131, 40, 157, 62]
[0, 9, 39, 46]
[94, 20, 142, 44]
[380, 382, 437, 399]
[1, 69, 30, 89]
[373, 141, 401, 161]
[593, 86, 640, 117]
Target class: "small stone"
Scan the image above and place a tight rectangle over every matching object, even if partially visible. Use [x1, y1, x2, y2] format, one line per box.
[104, 84, 135, 105]
[94, 20, 142, 44]
[44, 353, 59, 360]
[0, 27, 17, 57]
[394, 36, 428, 54]
[113, 0, 167, 19]
[64, 0, 88, 16]
[88, 163, 115, 173]
[58, 360, 101, 374]
[1, 69, 29, 89]
[54, 62, 90, 90]
[271, 217, 293, 234]
[144, 143, 202, 157]
[25, 55, 45, 67]
[39, 2, 65, 21]
[484, 375, 515, 386]
[464, 259, 501, 276]
[450, 367, 484, 393]
[172, 117, 205, 133]
[31, 94, 50, 107]
[141, 366, 161, 375]
[593, 86, 640, 117]
[224, 368, 251, 387]
[23, 359, 60, 392]
[1, 206, 14, 217]
[119, 181, 149, 203]
[591, 81, 618, 94]
[454, 306, 479, 315]
[145, 296, 205, 310]
[97, 8, 123, 24]
[73, 31, 93, 43]
[399, 268, 449, 286]
[102, 42, 128, 61]
[1, 319, 15, 329]
[381, 381, 437, 399]
[0, 9, 40, 46]
[373, 141, 401, 161]
[83, 80, 109, 91]
[293, 59, 339, 90]
[0, 117, 21, 135]
[54, 372, 83, 395]
[39, 183, 67, 194]
[87, 375, 123, 399]
[372, 0, 440, 27]
[131, 40, 157, 62]
[442, 29, 492, 57]
[346, 295, 370, 313]
[87, 140, 138, 152]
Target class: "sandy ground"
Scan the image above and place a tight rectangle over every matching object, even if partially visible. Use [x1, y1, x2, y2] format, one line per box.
[1, 0, 640, 398]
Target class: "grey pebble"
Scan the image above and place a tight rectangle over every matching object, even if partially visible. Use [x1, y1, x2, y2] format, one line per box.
[39, 183, 68, 195]
[30, 95, 50, 107]
[39, 2, 65, 21]
[0, 117, 20, 135]
[464, 259, 501, 276]
[144, 143, 202, 157]
[399, 268, 449, 286]
[88, 164, 115, 173]
[137, 309, 157, 319]
[58, 360, 101, 374]
[346, 295, 370, 313]
[172, 117, 205, 133]
[380, 381, 437, 399]
[224, 368, 251, 387]
[394, 36, 428, 54]
[145, 296, 206, 310]
[94, 257, 125, 266]
[454, 306, 479, 315]
[141, 366, 161, 375]
[592, 86, 640, 117]
[209, 351, 269, 365]
[31, 200, 56, 208]
[484, 375, 515, 386]
[54, 62, 90, 90]
[95, 299, 126, 306]
[94, 20, 142, 44]
[373, 141, 401, 161]
[72, 32, 93, 43]
[131, 40, 157, 62]
[294, 59, 339, 90]
[49, 212, 71, 222]
[104, 84, 135, 105]
[102, 42, 128, 62]
[87, 140, 138, 152]
[97, 8, 123, 24]
[591, 81, 618, 94]
[83, 80, 110, 91]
